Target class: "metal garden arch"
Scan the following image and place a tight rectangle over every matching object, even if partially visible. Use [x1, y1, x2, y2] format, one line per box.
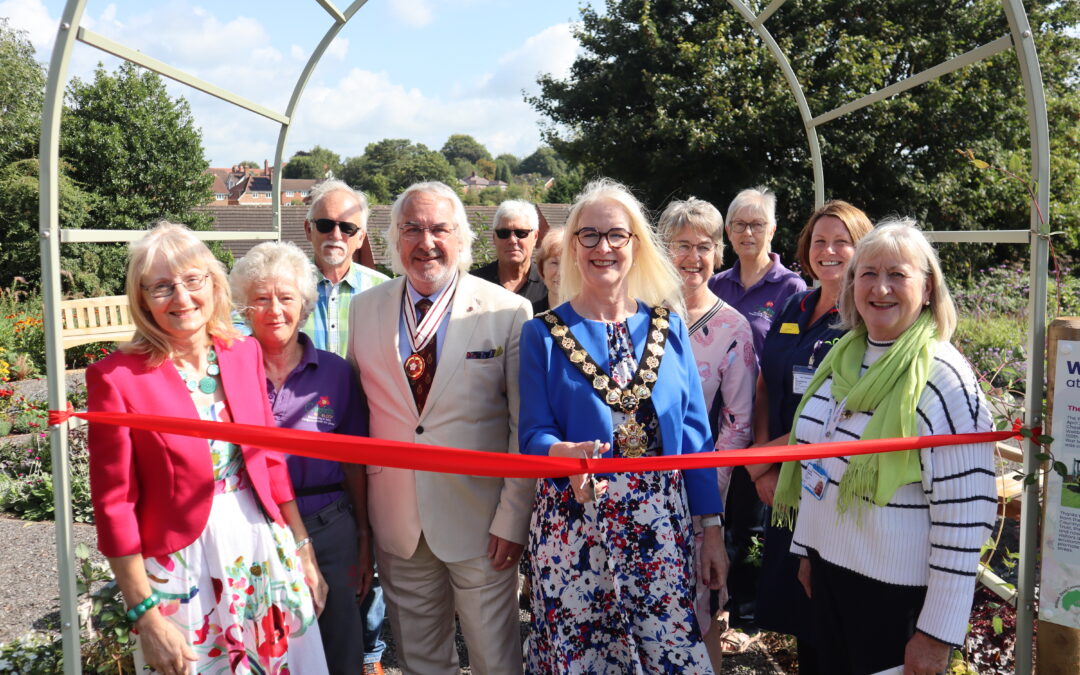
[38, 1, 1049, 672]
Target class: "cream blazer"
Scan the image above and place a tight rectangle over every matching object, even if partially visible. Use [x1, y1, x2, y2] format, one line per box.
[347, 273, 535, 562]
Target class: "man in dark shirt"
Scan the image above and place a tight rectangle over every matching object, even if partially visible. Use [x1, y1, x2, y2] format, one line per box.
[470, 199, 547, 304]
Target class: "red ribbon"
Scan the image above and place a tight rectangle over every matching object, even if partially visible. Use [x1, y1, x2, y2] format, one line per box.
[51, 409, 1025, 479]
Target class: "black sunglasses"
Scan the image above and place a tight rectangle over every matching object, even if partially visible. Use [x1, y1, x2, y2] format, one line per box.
[494, 228, 534, 240]
[313, 218, 361, 237]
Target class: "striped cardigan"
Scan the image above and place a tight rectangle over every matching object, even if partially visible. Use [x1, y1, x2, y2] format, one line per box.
[790, 339, 996, 646]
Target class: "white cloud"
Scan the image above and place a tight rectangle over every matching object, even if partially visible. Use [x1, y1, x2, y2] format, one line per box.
[288, 66, 544, 159]
[0, 0, 58, 52]
[470, 22, 581, 98]
[326, 36, 348, 61]
[389, 0, 433, 29]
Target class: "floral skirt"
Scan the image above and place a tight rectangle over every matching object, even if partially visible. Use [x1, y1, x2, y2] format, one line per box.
[525, 470, 712, 674]
[136, 478, 327, 674]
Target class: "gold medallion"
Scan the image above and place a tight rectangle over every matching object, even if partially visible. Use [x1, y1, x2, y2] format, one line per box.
[605, 389, 621, 405]
[633, 384, 650, 400]
[652, 317, 670, 330]
[619, 391, 639, 413]
[646, 356, 659, 369]
[561, 337, 575, 350]
[404, 353, 425, 380]
[616, 419, 648, 458]
[570, 349, 587, 363]
[543, 312, 558, 324]
[582, 362, 597, 375]
[641, 370, 657, 383]
[593, 374, 610, 390]
[552, 324, 568, 337]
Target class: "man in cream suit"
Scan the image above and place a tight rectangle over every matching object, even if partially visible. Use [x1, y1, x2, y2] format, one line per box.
[346, 181, 533, 674]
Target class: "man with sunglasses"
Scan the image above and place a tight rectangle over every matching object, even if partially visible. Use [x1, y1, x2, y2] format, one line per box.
[303, 180, 390, 359]
[470, 199, 547, 305]
[300, 179, 390, 675]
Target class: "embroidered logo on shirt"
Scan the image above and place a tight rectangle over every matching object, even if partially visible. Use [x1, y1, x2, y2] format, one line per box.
[302, 397, 336, 426]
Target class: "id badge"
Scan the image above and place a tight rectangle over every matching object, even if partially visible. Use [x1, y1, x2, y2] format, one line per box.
[792, 365, 816, 395]
[802, 461, 829, 500]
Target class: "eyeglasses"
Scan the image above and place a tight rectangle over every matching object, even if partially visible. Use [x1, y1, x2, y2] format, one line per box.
[313, 218, 361, 237]
[399, 223, 456, 241]
[142, 273, 210, 299]
[671, 241, 717, 257]
[729, 220, 768, 234]
[494, 228, 534, 240]
[574, 228, 634, 249]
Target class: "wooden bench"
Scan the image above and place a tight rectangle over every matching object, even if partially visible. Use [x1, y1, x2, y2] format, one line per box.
[996, 441, 1025, 520]
[59, 295, 136, 349]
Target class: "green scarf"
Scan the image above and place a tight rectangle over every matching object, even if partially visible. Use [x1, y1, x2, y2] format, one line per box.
[772, 311, 937, 528]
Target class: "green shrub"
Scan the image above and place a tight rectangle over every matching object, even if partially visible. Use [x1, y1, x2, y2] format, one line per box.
[0, 431, 94, 523]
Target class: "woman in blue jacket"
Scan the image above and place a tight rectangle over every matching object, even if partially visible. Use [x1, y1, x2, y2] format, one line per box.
[519, 179, 726, 674]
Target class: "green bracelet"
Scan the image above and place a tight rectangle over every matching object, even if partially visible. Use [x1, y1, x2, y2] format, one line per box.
[125, 591, 160, 624]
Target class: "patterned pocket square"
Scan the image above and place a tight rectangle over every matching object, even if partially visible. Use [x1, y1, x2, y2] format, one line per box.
[466, 346, 503, 359]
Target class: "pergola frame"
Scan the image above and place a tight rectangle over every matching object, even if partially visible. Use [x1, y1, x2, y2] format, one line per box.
[37, 1, 1049, 672]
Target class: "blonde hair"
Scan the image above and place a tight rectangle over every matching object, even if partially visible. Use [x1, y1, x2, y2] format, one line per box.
[558, 179, 685, 316]
[230, 241, 319, 325]
[837, 218, 957, 341]
[122, 221, 239, 366]
[536, 227, 565, 280]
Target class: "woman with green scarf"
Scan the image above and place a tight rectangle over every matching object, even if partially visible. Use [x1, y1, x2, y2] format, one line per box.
[774, 220, 995, 675]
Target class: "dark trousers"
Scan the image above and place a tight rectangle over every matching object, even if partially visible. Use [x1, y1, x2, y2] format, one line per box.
[303, 496, 368, 675]
[808, 549, 929, 675]
[723, 466, 767, 628]
[757, 521, 819, 675]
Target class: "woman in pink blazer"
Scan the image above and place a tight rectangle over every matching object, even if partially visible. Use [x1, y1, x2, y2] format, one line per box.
[88, 222, 329, 675]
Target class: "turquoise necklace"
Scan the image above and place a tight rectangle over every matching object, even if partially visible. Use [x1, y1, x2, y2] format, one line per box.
[177, 346, 220, 394]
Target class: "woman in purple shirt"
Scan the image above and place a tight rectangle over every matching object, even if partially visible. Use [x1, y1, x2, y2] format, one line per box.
[707, 186, 806, 356]
[231, 242, 372, 675]
[706, 186, 805, 652]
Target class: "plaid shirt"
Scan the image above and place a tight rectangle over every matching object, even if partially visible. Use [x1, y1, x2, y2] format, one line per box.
[302, 262, 389, 357]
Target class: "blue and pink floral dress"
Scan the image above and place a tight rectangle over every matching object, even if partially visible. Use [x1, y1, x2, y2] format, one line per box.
[525, 321, 712, 674]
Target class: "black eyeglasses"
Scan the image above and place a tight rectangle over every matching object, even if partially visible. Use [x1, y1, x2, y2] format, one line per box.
[313, 218, 361, 237]
[574, 228, 634, 249]
[494, 228, 534, 240]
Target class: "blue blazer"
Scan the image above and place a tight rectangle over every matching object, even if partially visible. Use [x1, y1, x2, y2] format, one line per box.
[519, 301, 723, 515]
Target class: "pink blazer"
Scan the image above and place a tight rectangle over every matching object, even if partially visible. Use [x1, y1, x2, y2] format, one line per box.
[87, 336, 294, 558]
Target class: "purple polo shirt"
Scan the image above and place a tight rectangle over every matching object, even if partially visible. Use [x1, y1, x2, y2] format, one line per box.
[266, 332, 368, 517]
[707, 252, 806, 356]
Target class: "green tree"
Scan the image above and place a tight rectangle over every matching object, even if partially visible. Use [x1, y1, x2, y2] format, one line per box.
[452, 157, 477, 180]
[531, 0, 1080, 270]
[545, 166, 586, 204]
[518, 146, 567, 177]
[0, 159, 110, 295]
[283, 145, 342, 179]
[441, 134, 491, 165]
[0, 19, 46, 168]
[496, 153, 521, 175]
[495, 160, 513, 183]
[238, 160, 260, 169]
[351, 139, 457, 200]
[62, 62, 214, 234]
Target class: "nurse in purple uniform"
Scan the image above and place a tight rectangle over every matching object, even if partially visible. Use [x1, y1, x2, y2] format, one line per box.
[231, 242, 372, 675]
[706, 186, 805, 651]
[707, 186, 806, 357]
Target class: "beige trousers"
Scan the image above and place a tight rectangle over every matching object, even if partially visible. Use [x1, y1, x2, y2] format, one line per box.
[376, 534, 523, 675]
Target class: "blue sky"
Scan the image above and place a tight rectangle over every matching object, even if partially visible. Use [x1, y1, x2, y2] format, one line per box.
[2, 0, 600, 166]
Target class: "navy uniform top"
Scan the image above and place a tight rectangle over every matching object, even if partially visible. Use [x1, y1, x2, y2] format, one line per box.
[759, 287, 847, 441]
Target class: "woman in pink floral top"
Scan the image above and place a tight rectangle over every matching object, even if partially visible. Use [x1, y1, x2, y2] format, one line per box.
[660, 198, 757, 671]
